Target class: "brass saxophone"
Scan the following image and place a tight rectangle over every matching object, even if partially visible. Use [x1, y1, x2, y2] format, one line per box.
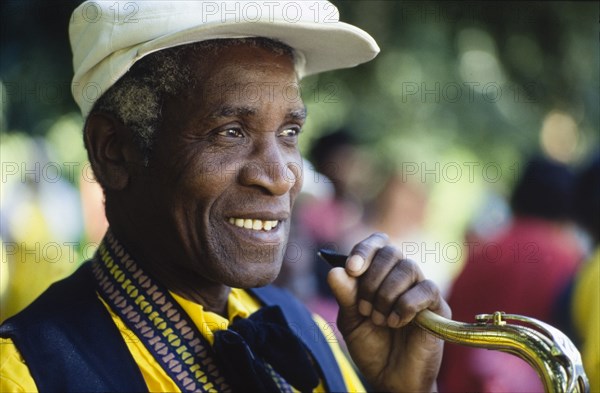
[415, 309, 589, 393]
[318, 250, 590, 393]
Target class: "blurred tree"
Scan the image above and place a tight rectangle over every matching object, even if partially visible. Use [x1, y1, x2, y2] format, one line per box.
[302, 1, 598, 165]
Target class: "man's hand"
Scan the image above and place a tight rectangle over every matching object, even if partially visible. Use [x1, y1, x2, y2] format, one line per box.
[327, 233, 451, 392]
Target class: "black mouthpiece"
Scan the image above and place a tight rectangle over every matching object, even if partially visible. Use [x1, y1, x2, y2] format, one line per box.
[317, 249, 348, 268]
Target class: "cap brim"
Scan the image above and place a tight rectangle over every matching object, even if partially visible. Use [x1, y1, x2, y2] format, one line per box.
[137, 19, 380, 78]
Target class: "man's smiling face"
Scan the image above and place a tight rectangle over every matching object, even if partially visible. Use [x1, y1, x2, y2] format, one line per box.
[136, 43, 305, 289]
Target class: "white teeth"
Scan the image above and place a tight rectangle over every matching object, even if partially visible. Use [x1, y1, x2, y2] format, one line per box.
[229, 218, 279, 231]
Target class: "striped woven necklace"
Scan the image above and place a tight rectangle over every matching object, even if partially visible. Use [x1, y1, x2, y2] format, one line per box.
[91, 230, 231, 392]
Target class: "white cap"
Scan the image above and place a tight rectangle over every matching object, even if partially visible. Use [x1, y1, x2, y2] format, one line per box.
[69, 0, 380, 117]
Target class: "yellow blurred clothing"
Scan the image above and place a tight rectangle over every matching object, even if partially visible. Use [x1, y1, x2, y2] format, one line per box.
[1, 195, 81, 323]
[572, 247, 600, 392]
[1, 287, 364, 392]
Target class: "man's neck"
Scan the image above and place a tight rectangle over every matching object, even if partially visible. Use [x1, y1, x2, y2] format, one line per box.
[105, 225, 231, 317]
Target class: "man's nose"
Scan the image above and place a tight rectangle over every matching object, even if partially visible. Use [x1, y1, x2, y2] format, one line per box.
[238, 141, 300, 196]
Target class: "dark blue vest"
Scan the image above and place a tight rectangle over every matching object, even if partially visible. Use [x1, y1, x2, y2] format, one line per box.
[0, 262, 348, 392]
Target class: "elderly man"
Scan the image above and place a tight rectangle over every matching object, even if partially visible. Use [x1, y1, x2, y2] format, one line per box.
[0, 1, 450, 392]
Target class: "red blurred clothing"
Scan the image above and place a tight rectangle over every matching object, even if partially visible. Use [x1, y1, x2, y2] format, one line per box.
[439, 217, 583, 393]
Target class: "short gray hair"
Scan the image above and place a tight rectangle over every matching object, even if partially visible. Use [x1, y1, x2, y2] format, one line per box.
[88, 37, 296, 167]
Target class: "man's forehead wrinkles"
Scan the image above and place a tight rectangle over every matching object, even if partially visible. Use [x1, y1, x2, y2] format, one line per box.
[200, 59, 296, 86]
[207, 80, 299, 90]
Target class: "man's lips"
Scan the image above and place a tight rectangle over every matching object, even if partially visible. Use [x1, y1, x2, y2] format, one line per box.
[228, 217, 280, 231]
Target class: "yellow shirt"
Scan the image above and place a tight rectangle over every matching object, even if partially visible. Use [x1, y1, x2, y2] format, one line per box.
[572, 247, 600, 392]
[1, 288, 365, 392]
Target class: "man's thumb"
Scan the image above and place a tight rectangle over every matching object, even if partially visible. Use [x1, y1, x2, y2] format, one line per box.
[327, 267, 357, 308]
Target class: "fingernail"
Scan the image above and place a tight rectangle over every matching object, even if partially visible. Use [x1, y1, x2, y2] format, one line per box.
[347, 255, 365, 272]
[387, 312, 400, 328]
[371, 310, 386, 326]
[358, 300, 372, 316]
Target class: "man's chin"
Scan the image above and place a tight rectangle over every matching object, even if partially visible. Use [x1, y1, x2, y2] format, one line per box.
[225, 264, 282, 289]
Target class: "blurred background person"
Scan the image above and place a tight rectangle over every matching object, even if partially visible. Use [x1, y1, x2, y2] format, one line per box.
[342, 172, 455, 297]
[570, 152, 600, 392]
[297, 128, 367, 252]
[439, 155, 584, 392]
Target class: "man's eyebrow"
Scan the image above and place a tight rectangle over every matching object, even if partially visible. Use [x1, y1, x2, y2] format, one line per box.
[289, 106, 307, 121]
[209, 105, 307, 121]
[209, 105, 257, 118]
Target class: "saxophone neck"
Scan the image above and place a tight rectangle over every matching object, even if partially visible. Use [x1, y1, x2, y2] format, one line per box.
[415, 310, 590, 393]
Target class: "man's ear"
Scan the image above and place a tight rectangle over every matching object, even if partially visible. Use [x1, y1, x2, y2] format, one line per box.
[84, 113, 143, 190]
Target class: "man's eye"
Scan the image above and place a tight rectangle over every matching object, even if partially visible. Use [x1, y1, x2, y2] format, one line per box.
[279, 128, 301, 137]
[218, 128, 244, 138]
